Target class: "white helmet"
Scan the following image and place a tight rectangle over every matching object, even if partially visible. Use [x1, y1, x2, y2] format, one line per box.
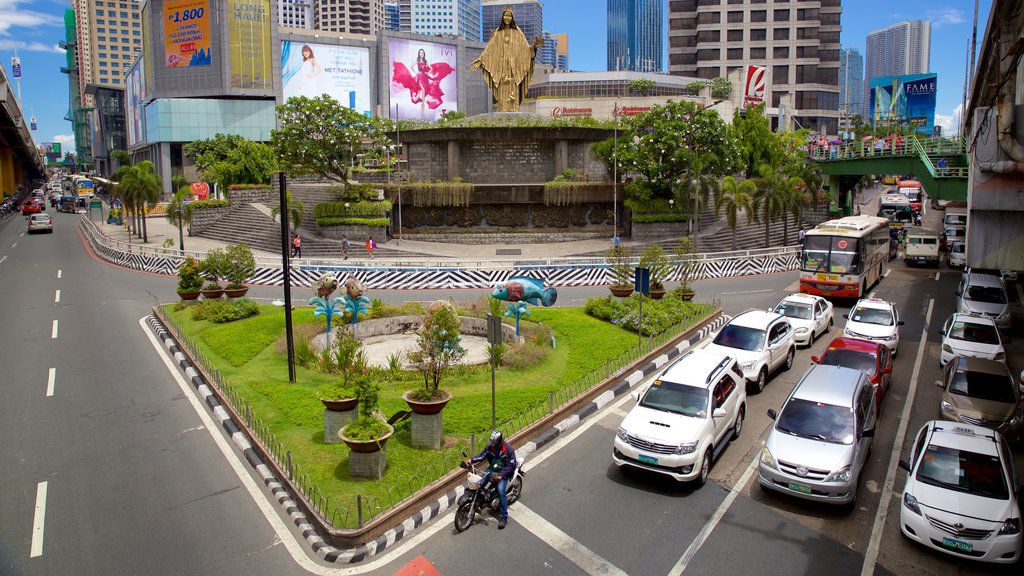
[488, 430, 504, 448]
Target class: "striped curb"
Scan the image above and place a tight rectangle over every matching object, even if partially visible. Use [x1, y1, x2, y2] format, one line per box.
[145, 312, 727, 563]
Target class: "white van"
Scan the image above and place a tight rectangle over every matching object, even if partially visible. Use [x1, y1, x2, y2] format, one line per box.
[905, 231, 941, 267]
[943, 209, 967, 227]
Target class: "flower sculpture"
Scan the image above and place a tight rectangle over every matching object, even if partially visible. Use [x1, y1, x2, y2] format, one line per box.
[340, 276, 371, 326]
[309, 273, 344, 334]
[504, 301, 531, 336]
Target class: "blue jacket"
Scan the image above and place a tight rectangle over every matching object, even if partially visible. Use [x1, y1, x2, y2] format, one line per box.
[471, 441, 517, 478]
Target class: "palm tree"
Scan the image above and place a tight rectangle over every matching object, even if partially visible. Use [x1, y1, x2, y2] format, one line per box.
[752, 164, 789, 248]
[780, 180, 811, 246]
[675, 172, 720, 237]
[715, 176, 755, 250]
[271, 190, 305, 236]
[120, 161, 162, 243]
[167, 188, 194, 254]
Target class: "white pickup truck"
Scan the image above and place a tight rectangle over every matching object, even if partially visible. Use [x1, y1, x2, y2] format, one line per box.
[905, 230, 941, 267]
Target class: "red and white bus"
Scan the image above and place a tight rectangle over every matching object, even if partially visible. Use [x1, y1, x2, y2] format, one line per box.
[799, 216, 891, 299]
[897, 179, 925, 212]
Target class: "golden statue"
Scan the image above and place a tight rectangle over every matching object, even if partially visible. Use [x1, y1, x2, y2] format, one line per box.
[471, 8, 543, 112]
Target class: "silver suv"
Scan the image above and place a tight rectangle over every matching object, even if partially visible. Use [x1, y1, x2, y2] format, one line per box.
[957, 272, 1011, 330]
[705, 310, 796, 394]
[759, 364, 876, 506]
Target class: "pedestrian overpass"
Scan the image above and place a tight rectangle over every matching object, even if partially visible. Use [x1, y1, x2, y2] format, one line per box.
[807, 135, 969, 214]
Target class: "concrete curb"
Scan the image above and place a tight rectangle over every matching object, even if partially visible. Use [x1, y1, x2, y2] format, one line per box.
[145, 312, 727, 564]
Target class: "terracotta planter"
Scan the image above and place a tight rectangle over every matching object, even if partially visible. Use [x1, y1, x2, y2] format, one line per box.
[609, 285, 633, 297]
[318, 396, 358, 412]
[201, 288, 224, 299]
[224, 287, 249, 298]
[648, 289, 666, 300]
[403, 389, 452, 415]
[177, 290, 201, 301]
[338, 423, 394, 453]
[677, 289, 696, 301]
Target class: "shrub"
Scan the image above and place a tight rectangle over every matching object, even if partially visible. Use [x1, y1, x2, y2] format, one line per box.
[201, 248, 229, 284]
[191, 199, 230, 210]
[584, 295, 712, 336]
[632, 214, 688, 223]
[605, 245, 633, 288]
[341, 376, 391, 441]
[227, 183, 271, 190]
[316, 380, 354, 401]
[223, 243, 256, 286]
[193, 298, 260, 323]
[313, 200, 392, 219]
[177, 257, 204, 293]
[316, 217, 390, 227]
[407, 300, 465, 400]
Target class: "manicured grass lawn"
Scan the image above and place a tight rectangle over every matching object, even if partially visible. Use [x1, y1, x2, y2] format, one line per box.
[163, 301, 712, 527]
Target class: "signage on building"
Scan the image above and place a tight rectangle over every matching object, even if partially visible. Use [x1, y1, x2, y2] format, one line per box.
[743, 65, 766, 106]
[619, 106, 651, 117]
[163, 0, 212, 67]
[11, 56, 21, 79]
[228, 0, 273, 89]
[388, 38, 458, 121]
[126, 59, 146, 147]
[190, 182, 211, 200]
[30, 116, 36, 130]
[869, 73, 937, 135]
[551, 107, 592, 118]
[281, 42, 371, 115]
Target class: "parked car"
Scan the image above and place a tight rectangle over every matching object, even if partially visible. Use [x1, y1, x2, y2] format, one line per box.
[939, 313, 1005, 366]
[843, 298, 904, 355]
[957, 272, 1011, 330]
[948, 240, 967, 267]
[771, 293, 833, 347]
[705, 310, 796, 393]
[759, 364, 876, 505]
[938, 356, 1024, 442]
[27, 213, 53, 234]
[812, 337, 892, 407]
[612, 349, 746, 486]
[898, 420, 1022, 564]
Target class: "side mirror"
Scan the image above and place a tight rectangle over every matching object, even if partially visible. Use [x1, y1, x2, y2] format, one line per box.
[712, 408, 727, 419]
[860, 428, 875, 439]
[898, 321, 905, 326]
[811, 355, 820, 363]
[955, 291, 962, 297]
[843, 314, 849, 319]
[767, 409, 777, 420]
[935, 379, 944, 388]
[631, 389, 642, 403]
[898, 459, 911, 472]
[883, 367, 892, 374]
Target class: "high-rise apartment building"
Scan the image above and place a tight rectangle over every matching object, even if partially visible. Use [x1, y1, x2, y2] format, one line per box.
[71, 0, 143, 105]
[608, 0, 662, 72]
[397, 0, 482, 41]
[313, 0, 386, 35]
[667, 0, 842, 135]
[863, 20, 930, 116]
[537, 31, 569, 71]
[385, 0, 401, 30]
[482, 0, 541, 42]
[279, 0, 313, 29]
[839, 47, 863, 127]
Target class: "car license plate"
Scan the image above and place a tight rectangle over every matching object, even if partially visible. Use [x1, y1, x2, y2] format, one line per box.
[638, 454, 658, 465]
[941, 537, 973, 553]
[787, 482, 812, 494]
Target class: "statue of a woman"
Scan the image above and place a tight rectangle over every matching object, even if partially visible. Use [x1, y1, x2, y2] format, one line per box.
[471, 8, 543, 112]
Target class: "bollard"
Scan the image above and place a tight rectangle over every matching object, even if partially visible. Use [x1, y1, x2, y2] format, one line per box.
[357, 495, 363, 528]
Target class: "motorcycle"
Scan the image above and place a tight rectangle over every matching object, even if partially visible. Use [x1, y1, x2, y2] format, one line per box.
[454, 452, 525, 532]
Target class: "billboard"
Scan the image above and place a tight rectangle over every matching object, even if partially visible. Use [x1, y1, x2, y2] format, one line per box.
[743, 65, 766, 107]
[126, 59, 146, 147]
[388, 38, 458, 121]
[163, 0, 212, 67]
[869, 73, 937, 134]
[281, 42, 371, 114]
[43, 142, 62, 164]
[228, 0, 273, 89]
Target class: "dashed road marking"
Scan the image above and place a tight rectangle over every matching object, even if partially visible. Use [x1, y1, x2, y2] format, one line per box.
[50, 320, 58, 339]
[30, 481, 47, 557]
[57, 269, 62, 279]
[46, 368, 55, 397]
[54, 290, 60, 304]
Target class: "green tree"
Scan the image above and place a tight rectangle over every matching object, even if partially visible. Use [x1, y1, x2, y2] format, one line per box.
[272, 95, 393, 184]
[166, 187, 194, 253]
[183, 133, 247, 174]
[710, 76, 732, 99]
[407, 301, 465, 401]
[732, 102, 784, 176]
[119, 161, 162, 243]
[629, 79, 656, 95]
[752, 164, 799, 248]
[204, 139, 277, 188]
[715, 176, 755, 250]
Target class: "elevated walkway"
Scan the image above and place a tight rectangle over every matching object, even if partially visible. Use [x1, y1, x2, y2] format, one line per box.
[808, 135, 968, 201]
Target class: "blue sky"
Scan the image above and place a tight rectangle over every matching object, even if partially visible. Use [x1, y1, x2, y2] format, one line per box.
[0, 0, 992, 153]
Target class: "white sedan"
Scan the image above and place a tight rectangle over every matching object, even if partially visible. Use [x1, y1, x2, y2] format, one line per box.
[843, 298, 904, 355]
[772, 293, 833, 347]
[939, 313, 1005, 366]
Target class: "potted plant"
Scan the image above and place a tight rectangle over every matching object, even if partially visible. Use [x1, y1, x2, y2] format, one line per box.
[639, 244, 670, 299]
[404, 300, 464, 413]
[316, 381, 357, 412]
[223, 243, 255, 298]
[107, 207, 122, 225]
[200, 248, 227, 299]
[606, 245, 634, 297]
[339, 376, 393, 453]
[176, 257, 203, 300]
[673, 237, 698, 301]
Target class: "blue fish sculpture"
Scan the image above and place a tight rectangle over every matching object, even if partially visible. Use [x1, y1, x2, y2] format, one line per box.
[492, 276, 557, 307]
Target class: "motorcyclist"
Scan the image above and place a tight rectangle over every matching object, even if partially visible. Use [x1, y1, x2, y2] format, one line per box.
[465, 430, 517, 530]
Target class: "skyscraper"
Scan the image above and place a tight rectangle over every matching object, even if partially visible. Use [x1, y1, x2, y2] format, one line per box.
[863, 20, 931, 116]
[398, 0, 483, 42]
[313, 0, 386, 35]
[384, 0, 401, 30]
[70, 0, 142, 98]
[279, 0, 313, 29]
[667, 0, 842, 135]
[608, 0, 662, 72]
[537, 31, 569, 71]
[482, 0, 541, 43]
[839, 47, 863, 127]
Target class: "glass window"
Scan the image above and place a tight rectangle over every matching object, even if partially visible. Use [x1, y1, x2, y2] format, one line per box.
[818, 349, 878, 376]
[728, 48, 743, 60]
[751, 10, 766, 22]
[727, 11, 743, 23]
[750, 28, 766, 41]
[773, 66, 789, 84]
[775, 301, 812, 320]
[776, 398, 854, 444]
[773, 46, 789, 58]
[916, 444, 1009, 499]
[727, 29, 743, 41]
[751, 47, 766, 59]
[850, 306, 892, 326]
[713, 325, 765, 352]
[948, 320, 1001, 345]
[966, 285, 1007, 304]
[949, 367, 1015, 402]
[773, 28, 789, 40]
[640, 380, 709, 418]
[96, 9, 104, 15]
[774, 9, 790, 21]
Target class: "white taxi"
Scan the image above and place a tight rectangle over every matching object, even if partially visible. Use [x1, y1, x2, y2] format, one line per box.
[772, 293, 833, 347]
[843, 298, 903, 355]
[939, 313, 1005, 366]
[899, 421, 1021, 564]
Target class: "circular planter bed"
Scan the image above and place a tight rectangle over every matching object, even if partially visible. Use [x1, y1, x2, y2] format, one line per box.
[318, 396, 358, 412]
[609, 286, 633, 297]
[177, 290, 201, 301]
[338, 424, 394, 453]
[201, 288, 224, 299]
[403, 389, 452, 415]
[224, 287, 249, 298]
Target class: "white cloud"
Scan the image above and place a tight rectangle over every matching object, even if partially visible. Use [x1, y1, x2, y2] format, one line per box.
[52, 134, 75, 151]
[929, 8, 966, 28]
[934, 104, 963, 136]
[0, 0, 65, 36]
[0, 39, 61, 53]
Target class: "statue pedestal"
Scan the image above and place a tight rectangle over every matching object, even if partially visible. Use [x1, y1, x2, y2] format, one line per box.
[410, 411, 444, 450]
[323, 408, 357, 444]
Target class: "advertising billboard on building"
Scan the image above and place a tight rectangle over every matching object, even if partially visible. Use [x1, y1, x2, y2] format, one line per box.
[281, 42, 371, 114]
[126, 59, 146, 147]
[42, 143, 62, 164]
[162, 0, 212, 67]
[388, 38, 458, 121]
[743, 65, 766, 106]
[869, 73, 936, 134]
[142, 2, 153, 88]
[228, 0, 273, 89]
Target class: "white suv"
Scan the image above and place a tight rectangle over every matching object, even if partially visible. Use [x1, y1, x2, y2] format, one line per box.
[843, 298, 904, 355]
[613, 349, 746, 486]
[705, 311, 796, 393]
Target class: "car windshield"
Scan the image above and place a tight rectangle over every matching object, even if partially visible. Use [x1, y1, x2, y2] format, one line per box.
[818, 349, 878, 376]
[902, 190, 921, 202]
[966, 286, 1007, 304]
[948, 321, 1001, 345]
[944, 228, 965, 238]
[948, 368, 1016, 403]
[639, 380, 708, 418]
[775, 302, 812, 320]
[951, 242, 966, 254]
[801, 236, 862, 275]
[850, 306, 893, 326]
[916, 443, 1009, 500]
[775, 398, 855, 444]
[713, 324, 765, 352]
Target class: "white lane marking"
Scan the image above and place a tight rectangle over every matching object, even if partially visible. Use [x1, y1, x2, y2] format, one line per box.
[0, 255, 7, 265]
[50, 320, 58, 339]
[54, 290, 60, 304]
[57, 269, 62, 279]
[861, 298, 934, 576]
[720, 289, 774, 295]
[671, 455, 760, 575]
[46, 368, 56, 397]
[515, 504, 628, 576]
[30, 481, 47, 557]
[883, 269, 891, 278]
[12, 242, 18, 247]
[934, 272, 940, 281]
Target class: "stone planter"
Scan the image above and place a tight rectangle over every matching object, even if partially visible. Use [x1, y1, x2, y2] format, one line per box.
[609, 286, 633, 297]
[648, 288, 666, 300]
[319, 396, 358, 412]
[201, 287, 224, 299]
[338, 423, 394, 453]
[177, 290, 201, 301]
[677, 289, 696, 301]
[224, 287, 249, 298]
[403, 389, 451, 415]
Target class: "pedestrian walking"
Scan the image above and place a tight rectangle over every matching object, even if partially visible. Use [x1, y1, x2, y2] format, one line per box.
[365, 235, 376, 259]
[341, 235, 350, 260]
[937, 158, 947, 176]
[292, 233, 302, 258]
[797, 226, 806, 247]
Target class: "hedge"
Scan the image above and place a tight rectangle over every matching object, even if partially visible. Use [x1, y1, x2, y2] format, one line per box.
[632, 214, 688, 224]
[190, 199, 230, 210]
[313, 200, 392, 219]
[316, 217, 391, 227]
